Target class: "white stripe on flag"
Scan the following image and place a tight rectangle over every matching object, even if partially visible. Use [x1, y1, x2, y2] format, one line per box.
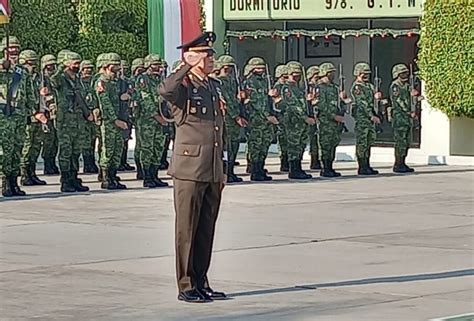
[163, 0, 182, 67]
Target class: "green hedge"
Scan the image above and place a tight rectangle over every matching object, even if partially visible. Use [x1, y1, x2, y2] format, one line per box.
[418, 0, 474, 118]
[76, 0, 147, 63]
[4, 0, 79, 57]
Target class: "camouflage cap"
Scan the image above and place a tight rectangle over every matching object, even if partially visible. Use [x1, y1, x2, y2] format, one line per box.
[392, 63, 409, 79]
[218, 55, 236, 66]
[0, 36, 20, 51]
[103, 52, 121, 66]
[306, 66, 320, 79]
[18, 50, 39, 65]
[319, 62, 336, 77]
[62, 51, 81, 66]
[121, 60, 129, 68]
[144, 53, 162, 68]
[213, 60, 223, 72]
[131, 58, 144, 73]
[96, 53, 107, 69]
[41, 54, 56, 69]
[57, 49, 72, 66]
[247, 57, 266, 74]
[286, 61, 302, 74]
[353, 62, 371, 76]
[275, 64, 288, 79]
[80, 60, 94, 70]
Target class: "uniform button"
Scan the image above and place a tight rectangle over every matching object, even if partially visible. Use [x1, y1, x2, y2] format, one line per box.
[214, 111, 218, 116]
[215, 126, 219, 131]
[184, 150, 189, 155]
[214, 142, 218, 147]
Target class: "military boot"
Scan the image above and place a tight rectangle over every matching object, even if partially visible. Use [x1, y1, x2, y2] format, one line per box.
[90, 154, 99, 173]
[60, 172, 76, 193]
[136, 162, 144, 180]
[367, 150, 379, 174]
[101, 168, 117, 190]
[261, 161, 272, 181]
[330, 160, 342, 177]
[250, 162, 265, 181]
[320, 160, 336, 178]
[159, 148, 170, 170]
[289, 160, 309, 180]
[71, 171, 89, 192]
[83, 155, 98, 174]
[9, 174, 26, 196]
[151, 165, 169, 187]
[280, 153, 289, 172]
[246, 154, 251, 173]
[2, 175, 14, 197]
[112, 168, 127, 189]
[357, 158, 373, 175]
[310, 154, 322, 170]
[227, 161, 243, 184]
[402, 156, 415, 173]
[143, 167, 158, 188]
[31, 164, 47, 185]
[21, 165, 36, 186]
[44, 158, 59, 175]
[393, 156, 407, 173]
[298, 160, 312, 179]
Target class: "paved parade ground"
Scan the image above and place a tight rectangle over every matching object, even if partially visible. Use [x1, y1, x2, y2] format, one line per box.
[1, 161, 473, 321]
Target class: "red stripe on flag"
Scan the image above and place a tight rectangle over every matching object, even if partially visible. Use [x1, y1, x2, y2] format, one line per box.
[0, 0, 10, 15]
[180, 0, 202, 47]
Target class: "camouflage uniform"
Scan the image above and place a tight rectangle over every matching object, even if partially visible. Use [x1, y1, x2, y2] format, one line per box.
[118, 59, 135, 172]
[134, 53, 168, 188]
[242, 57, 274, 181]
[18, 50, 49, 186]
[95, 53, 128, 190]
[351, 62, 380, 175]
[217, 55, 244, 183]
[0, 37, 31, 197]
[306, 65, 322, 170]
[130, 58, 145, 179]
[275, 63, 312, 180]
[40, 54, 60, 175]
[273, 64, 289, 172]
[317, 63, 346, 178]
[390, 64, 415, 173]
[79, 59, 100, 174]
[51, 51, 90, 192]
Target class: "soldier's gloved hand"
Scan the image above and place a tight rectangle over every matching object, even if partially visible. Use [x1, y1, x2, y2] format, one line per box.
[114, 119, 128, 129]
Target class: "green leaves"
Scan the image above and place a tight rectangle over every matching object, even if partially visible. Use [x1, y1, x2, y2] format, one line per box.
[418, 0, 474, 118]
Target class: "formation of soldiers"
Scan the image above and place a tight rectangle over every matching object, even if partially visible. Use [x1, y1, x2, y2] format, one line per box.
[0, 35, 422, 197]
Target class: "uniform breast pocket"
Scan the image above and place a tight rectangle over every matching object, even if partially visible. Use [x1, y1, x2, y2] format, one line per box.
[175, 144, 201, 157]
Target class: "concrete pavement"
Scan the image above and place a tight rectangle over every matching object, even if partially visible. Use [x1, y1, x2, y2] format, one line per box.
[0, 161, 473, 321]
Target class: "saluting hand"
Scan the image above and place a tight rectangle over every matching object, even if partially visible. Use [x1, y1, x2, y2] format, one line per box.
[183, 52, 207, 67]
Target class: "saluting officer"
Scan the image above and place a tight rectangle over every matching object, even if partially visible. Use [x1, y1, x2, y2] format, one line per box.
[159, 32, 227, 303]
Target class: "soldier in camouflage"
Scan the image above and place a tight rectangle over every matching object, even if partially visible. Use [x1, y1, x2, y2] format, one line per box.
[273, 62, 314, 180]
[242, 57, 278, 181]
[273, 64, 289, 172]
[39, 54, 60, 175]
[389, 63, 420, 173]
[134, 53, 168, 188]
[95, 53, 128, 190]
[306, 65, 322, 170]
[118, 59, 135, 172]
[0, 37, 31, 197]
[80, 59, 100, 174]
[217, 54, 247, 183]
[51, 51, 92, 192]
[350, 62, 382, 175]
[317, 62, 351, 178]
[130, 58, 145, 179]
[20, 50, 48, 186]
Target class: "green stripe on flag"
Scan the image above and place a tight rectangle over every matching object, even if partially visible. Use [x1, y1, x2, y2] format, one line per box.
[147, 0, 164, 56]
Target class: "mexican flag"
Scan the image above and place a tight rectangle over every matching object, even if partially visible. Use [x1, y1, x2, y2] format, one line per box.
[147, 0, 203, 67]
[0, 0, 10, 24]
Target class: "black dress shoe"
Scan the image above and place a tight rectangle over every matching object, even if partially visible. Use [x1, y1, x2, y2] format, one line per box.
[199, 287, 227, 300]
[177, 289, 212, 303]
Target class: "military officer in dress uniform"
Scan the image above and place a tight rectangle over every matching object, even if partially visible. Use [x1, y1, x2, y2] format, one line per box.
[159, 32, 227, 304]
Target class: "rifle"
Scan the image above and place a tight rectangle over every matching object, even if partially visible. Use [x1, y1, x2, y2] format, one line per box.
[38, 72, 51, 133]
[265, 64, 280, 114]
[302, 67, 315, 119]
[118, 62, 131, 139]
[373, 66, 384, 134]
[232, 64, 248, 121]
[409, 64, 420, 129]
[337, 64, 349, 133]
